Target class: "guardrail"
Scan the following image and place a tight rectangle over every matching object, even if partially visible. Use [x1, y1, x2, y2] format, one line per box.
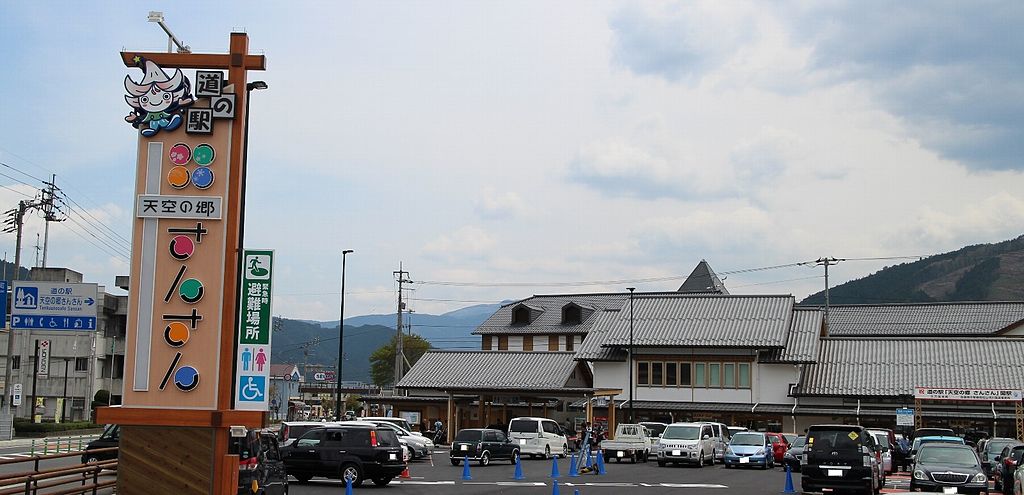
[0, 447, 117, 495]
[28, 436, 99, 457]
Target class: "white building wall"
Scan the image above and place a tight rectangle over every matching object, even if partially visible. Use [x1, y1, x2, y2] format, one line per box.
[756, 364, 800, 403]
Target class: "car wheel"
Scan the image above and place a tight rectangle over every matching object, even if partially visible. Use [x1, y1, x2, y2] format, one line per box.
[657, 460, 666, 467]
[562, 444, 569, 458]
[450, 458, 460, 466]
[372, 477, 393, 486]
[479, 451, 490, 467]
[293, 474, 312, 484]
[697, 451, 704, 468]
[544, 445, 551, 460]
[86, 456, 100, 464]
[340, 463, 363, 487]
[510, 450, 520, 465]
[642, 450, 649, 463]
[407, 446, 416, 459]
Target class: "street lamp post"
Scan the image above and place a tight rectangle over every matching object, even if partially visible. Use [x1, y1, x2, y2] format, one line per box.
[335, 249, 353, 421]
[62, 358, 70, 421]
[627, 287, 635, 424]
[230, 80, 267, 408]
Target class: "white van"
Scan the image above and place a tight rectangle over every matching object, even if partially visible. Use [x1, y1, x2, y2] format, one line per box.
[507, 417, 569, 459]
[701, 422, 730, 461]
[656, 422, 716, 467]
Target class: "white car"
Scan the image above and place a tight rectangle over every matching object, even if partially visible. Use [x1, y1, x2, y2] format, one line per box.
[656, 422, 716, 467]
[507, 417, 569, 459]
[365, 420, 435, 459]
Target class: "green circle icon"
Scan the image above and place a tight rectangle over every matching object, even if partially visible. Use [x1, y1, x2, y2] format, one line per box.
[179, 278, 205, 304]
[193, 143, 216, 166]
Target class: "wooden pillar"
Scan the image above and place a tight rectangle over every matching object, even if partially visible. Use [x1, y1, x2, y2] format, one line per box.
[503, 403, 508, 426]
[608, 399, 616, 440]
[585, 396, 593, 424]
[543, 403, 548, 418]
[529, 402, 533, 416]
[477, 396, 484, 428]
[484, 396, 491, 426]
[447, 392, 454, 444]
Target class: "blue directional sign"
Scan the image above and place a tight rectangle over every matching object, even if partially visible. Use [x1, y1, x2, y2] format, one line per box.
[10, 282, 98, 331]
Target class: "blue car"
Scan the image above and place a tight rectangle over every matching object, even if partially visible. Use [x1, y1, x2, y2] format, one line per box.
[724, 431, 774, 469]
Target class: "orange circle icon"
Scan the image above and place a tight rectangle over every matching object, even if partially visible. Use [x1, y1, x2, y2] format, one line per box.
[167, 166, 190, 189]
[164, 321, 191, 347]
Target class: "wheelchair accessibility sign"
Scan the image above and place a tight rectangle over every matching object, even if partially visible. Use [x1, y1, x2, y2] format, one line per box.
[238, 375, 266, 403]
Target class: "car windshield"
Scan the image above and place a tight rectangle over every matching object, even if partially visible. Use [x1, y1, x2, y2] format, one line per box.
[807, 428, 862, 451]
[663, 426, 700, 440]
[455, 430, 482, 441]
[731, 433, 764, 446]
[791, 437, 806, 448]
[915, 437, 964, 450]
[642, 424, 667, 437]
[872, 433, 889, 447]
[509, 420, 538, 433]
[919, 447, 978, 468]
[986, 439, 1016, 454]
[284, 425, 318, 440]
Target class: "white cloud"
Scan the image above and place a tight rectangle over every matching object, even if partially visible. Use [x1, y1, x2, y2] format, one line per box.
[420, 226, 497, 261]
[474, 188, 527, 220]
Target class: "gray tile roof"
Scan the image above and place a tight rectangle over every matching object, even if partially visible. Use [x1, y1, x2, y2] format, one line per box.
[396, 351, 587, 392]
[574, 310, 627, 361]
[678, 260, 729, 294]
[761, 308, 823, 363]
[796, 338, 1024, 397]
[819, 302, 1024, 336]
[599, 295, 795, 348]
[473, 293, 629, 336]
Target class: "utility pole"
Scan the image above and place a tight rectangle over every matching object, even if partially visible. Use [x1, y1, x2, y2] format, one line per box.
[393, 265, 411, 388]
[815, 257, 843, 332]
[39, 175, 63, 269]
[33, 234, 40, 268]
[2, 201, 30, 427]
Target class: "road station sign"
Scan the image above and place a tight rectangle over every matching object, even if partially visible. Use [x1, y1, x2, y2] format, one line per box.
[914, 387, 1023, 402]
[36, 340, 51, 378]
[235, 249, 274, 411]
[10, 282, 98, 330]
[896, 407, 914, 426]
[11, 384, 22, 407]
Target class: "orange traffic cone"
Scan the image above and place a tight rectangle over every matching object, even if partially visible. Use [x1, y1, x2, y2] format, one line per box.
[401, 465, 411, 479]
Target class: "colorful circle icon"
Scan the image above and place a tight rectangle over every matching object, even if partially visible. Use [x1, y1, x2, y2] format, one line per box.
[167, 166, 190, 189]
[168, 235, 195, 260]
[193, 144, 215, 166]
[169, 143, 192, 165]
[164, 322, 190, 347]
[179, 278, 205, 304]
[174, 366, 200, 392]
[191, 167, 214, 189]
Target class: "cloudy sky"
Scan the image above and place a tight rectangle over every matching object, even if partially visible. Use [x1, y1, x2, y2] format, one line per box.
[1, 1, 1022, 322]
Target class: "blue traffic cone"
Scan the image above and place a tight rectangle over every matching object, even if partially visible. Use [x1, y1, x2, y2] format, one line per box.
[552, 479, 560, 495]
[513, 453, 525, 480]
[550, 456, 561, 478]
[782, 464, 796, 493]
[568, 453, 579, 477]
[595, 450, 606, 475]
[462, 455, 472, 480]
[574, 489, 580, 495]
[345, 478, 353, 495]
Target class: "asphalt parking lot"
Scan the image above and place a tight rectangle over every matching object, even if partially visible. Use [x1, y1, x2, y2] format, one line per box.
[287, 449, 925, 494]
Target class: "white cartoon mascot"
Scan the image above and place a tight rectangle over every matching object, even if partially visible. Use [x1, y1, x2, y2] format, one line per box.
[124, 57, 194, 137]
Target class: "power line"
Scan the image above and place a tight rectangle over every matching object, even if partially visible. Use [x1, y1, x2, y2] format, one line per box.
[0, 159, 48, 185]
[61, 215, 130, 262]
[57, 193, 131, 246]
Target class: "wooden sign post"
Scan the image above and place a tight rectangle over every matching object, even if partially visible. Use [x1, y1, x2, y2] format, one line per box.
[97, 32, 266, 495]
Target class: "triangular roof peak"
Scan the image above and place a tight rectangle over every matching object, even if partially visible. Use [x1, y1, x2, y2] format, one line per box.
[677, 259, 729, 294]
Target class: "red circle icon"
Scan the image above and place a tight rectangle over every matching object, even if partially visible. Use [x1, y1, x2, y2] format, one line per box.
[169, 235, 195, 260]
[169, 143, 192, 165]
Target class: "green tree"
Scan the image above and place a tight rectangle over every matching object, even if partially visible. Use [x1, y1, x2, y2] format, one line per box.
[370, 334, 432, 387]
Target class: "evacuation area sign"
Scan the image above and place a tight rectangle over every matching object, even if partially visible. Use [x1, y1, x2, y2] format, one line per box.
[10, 282, 99, 330]
[235, 249, 274, 411]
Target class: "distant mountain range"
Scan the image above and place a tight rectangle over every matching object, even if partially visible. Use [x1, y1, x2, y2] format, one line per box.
[801, 235, 1024, 305]
[272, 303, 502, 381]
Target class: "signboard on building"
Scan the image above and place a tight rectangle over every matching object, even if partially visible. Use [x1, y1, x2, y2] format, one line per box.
[235, 249, 274, 411]
[914, 387, 1023, 402]
[0, 280, 7, 329]
[10, 282, 98, 330]
[896, 407, 914, 426]
[11, 384, 22, 406]
[36, 340, 51, 378]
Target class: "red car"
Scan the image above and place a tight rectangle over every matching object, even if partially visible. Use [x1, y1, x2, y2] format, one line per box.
[765, 432, 790, 463]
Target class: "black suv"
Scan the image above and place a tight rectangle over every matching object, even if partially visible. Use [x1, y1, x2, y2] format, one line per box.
[450, 428, 520, 466]
[802, 424, 883, 495]
[281, 424, 405, 486]
[231, 430, 289, 495]
[82, 424, 120, 464]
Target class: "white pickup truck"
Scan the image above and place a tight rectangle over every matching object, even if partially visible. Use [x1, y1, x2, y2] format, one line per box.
[599, 424, 654, 463]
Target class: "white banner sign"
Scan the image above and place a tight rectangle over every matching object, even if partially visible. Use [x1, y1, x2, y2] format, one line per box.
[37, 340, 51, 378]
[136, 195, 223, 219]
[914, 387, 1023, 402]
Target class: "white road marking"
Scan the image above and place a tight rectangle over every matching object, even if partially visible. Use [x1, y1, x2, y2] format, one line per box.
[659, 483, 728, 488]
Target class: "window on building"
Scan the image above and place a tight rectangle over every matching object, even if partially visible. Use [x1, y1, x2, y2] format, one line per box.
[651, 362, 663, 386]
[561, 304, 582, 325]
[548, 335, 559, 351]
[738, 363, 751, 388]
[11, 355, 20, 370]
[523, 336, 533, 352]
[512, 306, 531, 325]
[637, 361, 649, 385]
[566, 337, 574, 352]
[75, 357, 89, 372]
[723, 363, 735, 387]
[680, 362, 691, 386]
[482, 335, 493, 351]
[498, 336, 508, 351]
[665, 362, 677, 386]
[708, 363, 721, 387]
[694, 363, 705, 387]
